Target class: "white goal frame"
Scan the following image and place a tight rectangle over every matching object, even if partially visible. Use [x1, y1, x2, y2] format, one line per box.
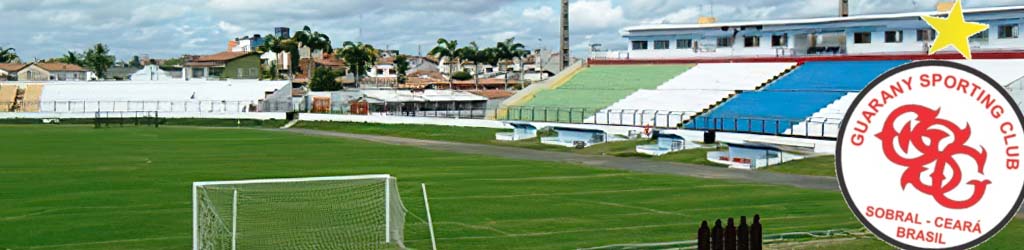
[191, 174, 398, 250]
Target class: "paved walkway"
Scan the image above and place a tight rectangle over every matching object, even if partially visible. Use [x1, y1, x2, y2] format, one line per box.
[273, 128, 840, 191]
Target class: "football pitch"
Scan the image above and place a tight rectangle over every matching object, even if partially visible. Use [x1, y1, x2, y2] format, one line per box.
[1, 125, 1021, 249]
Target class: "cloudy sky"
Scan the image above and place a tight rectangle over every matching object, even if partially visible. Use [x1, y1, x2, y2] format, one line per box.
[1, 0, 1022, 61]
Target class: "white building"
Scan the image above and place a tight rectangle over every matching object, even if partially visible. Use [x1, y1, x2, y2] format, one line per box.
[129, 65, 174, 81]
[607, 6, 1024, 60]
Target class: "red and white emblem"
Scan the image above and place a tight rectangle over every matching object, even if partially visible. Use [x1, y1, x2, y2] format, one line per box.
[838, 60, 1024, 249]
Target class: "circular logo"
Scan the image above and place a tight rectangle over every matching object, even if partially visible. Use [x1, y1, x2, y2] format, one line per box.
[838, 60, 1024, 249]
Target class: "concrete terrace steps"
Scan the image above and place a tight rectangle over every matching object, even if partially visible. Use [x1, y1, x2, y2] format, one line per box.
[683, 63, 800, 125]
[785, 92, 858, 138]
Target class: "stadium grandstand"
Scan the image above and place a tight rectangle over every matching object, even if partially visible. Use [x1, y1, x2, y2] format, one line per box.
[688, 60, 907, 137]
[2, 80, 291, 113]
[507, 65, 691, 122]
[592, 62, 796, 127]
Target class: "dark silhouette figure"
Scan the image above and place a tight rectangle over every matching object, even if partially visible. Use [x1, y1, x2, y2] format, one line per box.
[751, 215, 763, 250]
[712, 219, 724, 250]
[737, 216, 750, 250]
[698, 220, 711, 250]
[725, 218, 737, 250]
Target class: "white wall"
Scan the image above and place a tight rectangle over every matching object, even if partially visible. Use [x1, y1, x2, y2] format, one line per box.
[0, 112, 287, 120]
[615, 18, 1024, 59]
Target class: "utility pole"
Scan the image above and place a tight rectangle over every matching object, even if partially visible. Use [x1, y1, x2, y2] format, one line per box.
[560, 0, 570, 70]
[839, 0, 849, 17]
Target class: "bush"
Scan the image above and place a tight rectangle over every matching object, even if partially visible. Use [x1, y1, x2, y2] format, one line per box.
[452, 71, 473, 81]
[309, 67, 342, 91]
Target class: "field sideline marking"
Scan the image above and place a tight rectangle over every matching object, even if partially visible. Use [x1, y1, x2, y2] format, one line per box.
[19, 235, 189, 249]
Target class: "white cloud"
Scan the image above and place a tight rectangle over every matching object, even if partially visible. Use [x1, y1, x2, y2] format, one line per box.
[641, 8, 701, 24]
[217, 21, 243, 34]
[31, 33, 55, 45]
[130, 4, 189, 25]
[485, 31, 520, 43]
[183, 38, 208, 48]
[48, 10, 86, 24]
[569, 0, 626, 31]
[523, 6, 554, 20]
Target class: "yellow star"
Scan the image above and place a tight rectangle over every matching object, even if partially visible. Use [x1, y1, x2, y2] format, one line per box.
[921, 0, 989, 60]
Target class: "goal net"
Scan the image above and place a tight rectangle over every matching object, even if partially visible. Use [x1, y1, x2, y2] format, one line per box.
[192, 175, 405, 250]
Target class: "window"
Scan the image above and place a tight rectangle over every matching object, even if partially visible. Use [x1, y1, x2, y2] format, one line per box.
[653, 40, 670, 50]
[249, 68, 258, 77]
[376, 69, 384, 75]
[743, 36, 760, 47]
[771, 34, 788, 47]
[885, 31, 903, 43]
[998, 24, 1019, 39]
[631, 41, 648, 50]
[676, 39, 693, 49]
[854, 32, 872, 44]
[716, 37, 732, 47]
[971, 30, 990, 42]
[917, 29, 935, 41]
[238, 68, 244, 77]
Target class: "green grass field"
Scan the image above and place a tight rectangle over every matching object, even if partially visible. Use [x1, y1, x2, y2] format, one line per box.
[3, 125, 1022, 249]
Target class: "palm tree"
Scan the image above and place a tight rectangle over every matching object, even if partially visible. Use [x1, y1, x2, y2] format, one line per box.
[496, 37, 526, 89]
[485, 47, 505, 88]
[514, 48, 531, 89]
[293, 26, 332, 81]
[0, 47, 18, 63]
[257, 34, 285, 80]
[457, 42, 486, 89]
[59, 51, 84, 66]
[337, 41, 379, 86]
[429, 38, 459, 89]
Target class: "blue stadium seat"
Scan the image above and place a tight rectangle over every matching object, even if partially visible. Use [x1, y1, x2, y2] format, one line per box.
[687, 60, 908, 135]
[763, 60, 908, 92]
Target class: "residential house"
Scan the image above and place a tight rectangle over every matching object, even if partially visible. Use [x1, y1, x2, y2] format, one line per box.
[367, 57, 398, 79]
[0, 63, 28, 81]
[229, 34, 265, 53]
[183, 51, 261, 80]
[18, 63, 90, 81]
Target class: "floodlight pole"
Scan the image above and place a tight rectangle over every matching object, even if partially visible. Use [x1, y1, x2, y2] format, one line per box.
[422, 183, 438, 250]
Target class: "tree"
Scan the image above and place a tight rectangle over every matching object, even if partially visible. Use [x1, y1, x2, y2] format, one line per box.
[0, 47, 18, 63]
[337, 41, 379, 86]
[59, 51, 84, 66]
[451, 71, 473, 81]
[84, 43, 115, 79]
[129, 55, 142, 68]
[257, 34, 300, 81]
[309, 67, 342, 91]
[394, 55, 410, 84]
[496, 37, 526, 89]
[483, 47, 501, 73]
[457, 42, 487, 89]
[293, 26, 332, 81]
[260, 62, 280, 80]
[429, 38, 459, 89]
[161, 57, 184, 68]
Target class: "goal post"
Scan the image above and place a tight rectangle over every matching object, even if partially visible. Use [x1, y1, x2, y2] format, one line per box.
[192, 175, 405, 250]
